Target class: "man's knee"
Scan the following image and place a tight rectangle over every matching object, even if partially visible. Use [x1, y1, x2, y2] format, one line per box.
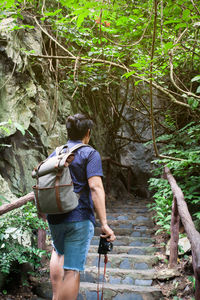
[50, 250, 64, 280]
[63, 269, 80, 280]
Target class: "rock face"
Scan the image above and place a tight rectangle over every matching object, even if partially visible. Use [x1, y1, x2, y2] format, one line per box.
[120, 142, 154, 198]
[119, 104, 158, 198]
[0, 174, 18, 204]
[0, 17, 70, 196]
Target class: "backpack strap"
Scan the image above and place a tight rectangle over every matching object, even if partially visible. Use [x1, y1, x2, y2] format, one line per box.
[55, 145, 66, 156]
[56, 143, 90, 156]
[69, 143, 89, 154]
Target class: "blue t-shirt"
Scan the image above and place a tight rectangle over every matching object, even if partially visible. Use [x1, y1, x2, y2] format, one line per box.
[47, 140, 103, 225]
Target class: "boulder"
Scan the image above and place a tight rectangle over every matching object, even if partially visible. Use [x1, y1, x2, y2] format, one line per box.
[166, 237, 191, 256]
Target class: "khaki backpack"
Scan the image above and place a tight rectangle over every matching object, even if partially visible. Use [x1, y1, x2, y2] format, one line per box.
[32, 143, 88, 214]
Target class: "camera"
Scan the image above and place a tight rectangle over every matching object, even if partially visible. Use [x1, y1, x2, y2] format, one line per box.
[98, 236, 113, 255]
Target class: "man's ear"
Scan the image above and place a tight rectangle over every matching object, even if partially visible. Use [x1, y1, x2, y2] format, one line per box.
[87, 129, 91, 137]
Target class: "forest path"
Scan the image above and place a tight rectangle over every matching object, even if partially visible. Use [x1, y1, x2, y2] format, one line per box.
[78, 197, 163, 300]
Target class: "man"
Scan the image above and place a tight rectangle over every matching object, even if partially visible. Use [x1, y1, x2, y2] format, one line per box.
[47, 114, 116, 300]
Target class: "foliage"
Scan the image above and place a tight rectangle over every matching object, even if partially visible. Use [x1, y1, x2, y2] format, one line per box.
[149, 122, 200, 233]
[1, 0, 199, 152]
[0, 202, 47, 274]
[188, 276, 196, 291]
[148, 178, 172, 234]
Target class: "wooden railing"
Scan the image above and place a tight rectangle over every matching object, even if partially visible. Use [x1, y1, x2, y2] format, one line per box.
[0, 192, 46, 250]
[164, 167, 200, 300]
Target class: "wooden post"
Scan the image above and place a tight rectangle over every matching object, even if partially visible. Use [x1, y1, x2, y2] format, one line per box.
[169, 196, 180, 268]
[37, 213, 46, 250]
[194, 271, 200, 300]
[164, 166, 200, 300]
[192, 249, 200, 300]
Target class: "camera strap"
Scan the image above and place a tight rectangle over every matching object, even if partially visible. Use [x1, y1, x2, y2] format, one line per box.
[97, 254, 108, 300]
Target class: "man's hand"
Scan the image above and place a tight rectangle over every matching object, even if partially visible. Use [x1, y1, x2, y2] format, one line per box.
[101, 224, 116, 242]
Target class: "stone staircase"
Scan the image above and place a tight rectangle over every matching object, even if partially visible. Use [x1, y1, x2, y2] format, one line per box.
[78, 198, 163, 300]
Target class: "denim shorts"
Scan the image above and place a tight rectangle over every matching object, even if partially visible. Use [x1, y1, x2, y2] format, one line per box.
[48, 219, 94, 271]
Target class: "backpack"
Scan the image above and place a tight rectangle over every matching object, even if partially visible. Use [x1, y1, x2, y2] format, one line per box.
[32, 143, 87, 214]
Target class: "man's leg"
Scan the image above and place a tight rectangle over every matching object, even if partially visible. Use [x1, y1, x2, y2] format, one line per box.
[50, 249, 64, 300]
[59, 270, 80, 300]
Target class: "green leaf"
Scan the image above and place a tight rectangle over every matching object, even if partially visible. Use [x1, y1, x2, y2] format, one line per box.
[188, 97, 199, 109]
[182, 9, 190, 21]
[44, 9, 62, 17]
[174, 22, 187, 30]
[77, 13, 85, 28]
[134, 80, 143, 86]
[191, 75, 200, 82]
[122, 70, 136, 78]
[5, 227, 17, 234]
[164, 19, 182, 25]
[196, 86, 200, 94]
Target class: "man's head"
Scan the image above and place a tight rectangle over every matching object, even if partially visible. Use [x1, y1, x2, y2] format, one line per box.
[66, 114, 94, 141]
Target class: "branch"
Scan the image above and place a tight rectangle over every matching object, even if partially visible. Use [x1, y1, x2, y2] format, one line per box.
[169, 51, 200, 99]
[158, 154, 200, 164]
[158, 154, 187, 161]
[150, 0, 159, 157]
[135, 94, 174, 132]
[73, 56, 80, 84]
[190, 0, 200, 15]
[180, 43, 200, 57]
[116, 135, 150, 143]
[160, 0, 164, 53]
[174, 28, 188, 45]
[33, 17, 75, 58]
[29, 54, 191, 108]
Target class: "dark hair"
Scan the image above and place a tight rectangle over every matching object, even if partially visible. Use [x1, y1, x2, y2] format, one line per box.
[66, 114, 94, 140]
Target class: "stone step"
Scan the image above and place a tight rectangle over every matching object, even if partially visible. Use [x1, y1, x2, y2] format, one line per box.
[81, 267, 156, 285]
[106, 206, 150, 212]
[106, 212, 152, 221]
[95, 219, 155, 229]
[106, 199, 150, 206]
[79, 282, 162, 300]
[91, 236, 154, 247]
[106, 204, 150, 209]
[86, 254, 157, 270]
[94, 227, 153, 238]
[89, 245, 158, 255]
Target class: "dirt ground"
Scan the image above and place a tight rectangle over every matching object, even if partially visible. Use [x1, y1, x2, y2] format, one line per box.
[0, 228, 195, 300]
[153, 226, 195, 300]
